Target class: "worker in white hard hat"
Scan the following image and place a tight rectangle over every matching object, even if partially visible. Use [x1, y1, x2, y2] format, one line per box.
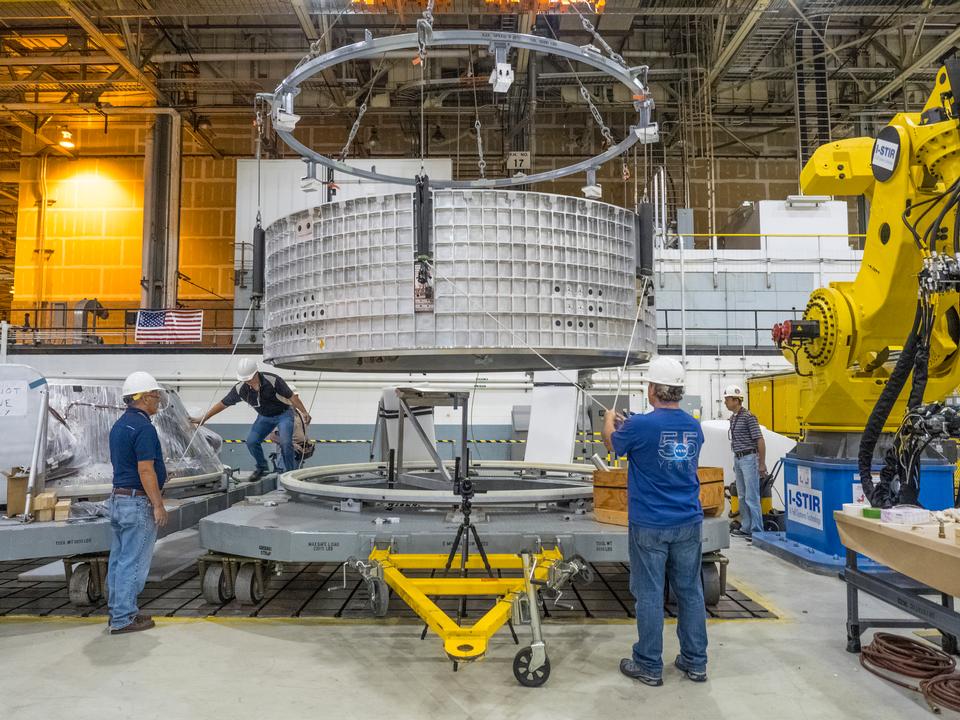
[601, 356, 708, 686]
[191, 358, 311, 480]
[106, 371, 169, 635]
[723, 384, 766, 539]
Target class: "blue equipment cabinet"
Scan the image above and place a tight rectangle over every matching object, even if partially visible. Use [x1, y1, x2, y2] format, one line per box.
[782, 455, 956, 557]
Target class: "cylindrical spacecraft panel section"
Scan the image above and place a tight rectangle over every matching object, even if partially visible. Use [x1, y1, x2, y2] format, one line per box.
[263, 190, 655, 372]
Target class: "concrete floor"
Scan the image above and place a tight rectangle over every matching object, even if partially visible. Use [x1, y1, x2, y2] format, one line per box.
[0, 538, 937, 720]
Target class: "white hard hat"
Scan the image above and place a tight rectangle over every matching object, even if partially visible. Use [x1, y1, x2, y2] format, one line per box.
[237, 358, 258, 382]
[640, 356, 685, 387]
[122, 371, 161, 398]
[723, 384, 745, 399]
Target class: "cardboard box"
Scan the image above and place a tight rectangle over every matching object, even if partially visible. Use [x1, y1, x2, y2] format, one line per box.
[593, 466, 726, 526]
[34, 508, 53, 522]
[4, 474, 28, 517]
[54, 499, 72, 522]
[33, 492, 58, 511]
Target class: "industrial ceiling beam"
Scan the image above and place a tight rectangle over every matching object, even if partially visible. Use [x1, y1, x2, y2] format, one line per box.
[290, 0, 319, 41]
[56, 1, 223, 158]
[0, 53, 116, 66]
[786, 0, 869, 96]
[866, 24, 960, 104]
[57, 1, 166, 102]
[291, 0, 346, 106]
[906, 0, 935, 66]
[706, 0, 771, 88]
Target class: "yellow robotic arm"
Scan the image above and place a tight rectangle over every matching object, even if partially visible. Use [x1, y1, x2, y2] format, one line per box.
[772, 62, 960, 436]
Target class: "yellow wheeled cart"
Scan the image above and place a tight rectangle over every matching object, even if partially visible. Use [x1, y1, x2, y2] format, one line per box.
[348, 545, 593, 686]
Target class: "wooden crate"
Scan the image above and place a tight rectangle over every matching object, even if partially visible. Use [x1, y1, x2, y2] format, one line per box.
[54, 499, 72, 522]
[698, 466, 725, 518]
[33, 491, 58, 511]
[593, 466, 726, 526]
[4, 474, 28, 516]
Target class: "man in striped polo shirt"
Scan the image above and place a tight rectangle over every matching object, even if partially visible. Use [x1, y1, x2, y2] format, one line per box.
[724, 385, 766, 539]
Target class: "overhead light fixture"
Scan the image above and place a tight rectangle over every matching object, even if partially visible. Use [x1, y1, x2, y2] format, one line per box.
[368, 127, 379, 149]
[58, 127, 74, 149]
[431, 124, 446, 143]
[197, 116, 213, 132]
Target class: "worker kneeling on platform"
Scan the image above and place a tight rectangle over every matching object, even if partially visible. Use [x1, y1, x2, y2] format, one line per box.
[192, 358, 311, 480]
[107, 371, 169, 635]
[602, 356, 708, 685]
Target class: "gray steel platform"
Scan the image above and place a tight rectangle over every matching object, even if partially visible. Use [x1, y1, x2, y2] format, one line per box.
[0, 477, 275, 562]
[18, 529, 204, 584]
[199, 491, 730, 563]
[0, 557, 774, 621]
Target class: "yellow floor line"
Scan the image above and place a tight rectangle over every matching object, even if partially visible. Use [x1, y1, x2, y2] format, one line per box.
[726, 574, 791, 622]
[0, 614, 781, 627]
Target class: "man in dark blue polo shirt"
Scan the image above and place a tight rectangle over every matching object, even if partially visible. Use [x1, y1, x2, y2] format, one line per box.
[602, 356, 708, 686]
[192, 358, 312, 479]
[106, 371, 169, 634]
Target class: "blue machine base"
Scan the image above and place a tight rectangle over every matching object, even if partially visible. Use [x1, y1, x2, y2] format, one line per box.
[751, 531, 888, 576]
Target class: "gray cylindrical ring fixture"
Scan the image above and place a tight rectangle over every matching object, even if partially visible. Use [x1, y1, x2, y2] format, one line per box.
[267, 30, 658, 189]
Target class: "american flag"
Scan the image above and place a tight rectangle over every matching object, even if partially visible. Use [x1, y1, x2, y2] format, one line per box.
[135, 309, 204, 343]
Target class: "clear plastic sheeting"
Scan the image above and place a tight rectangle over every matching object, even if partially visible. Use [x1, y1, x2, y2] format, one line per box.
[263, 189, 656, 372]
[44, 380, 223, 491]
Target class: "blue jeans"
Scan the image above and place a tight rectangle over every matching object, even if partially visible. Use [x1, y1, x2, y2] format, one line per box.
[107, 495, 157, 630]
[246, 409, 295, 472]
[628, 521, 708, 677]
[734, 453, 763, 535]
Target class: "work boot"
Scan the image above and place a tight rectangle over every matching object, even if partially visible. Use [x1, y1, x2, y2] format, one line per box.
[248, 468, 267, 482]
[110, 616, 155, 635]
[619, 659, 663, 686]
[675, 656, 707, 682]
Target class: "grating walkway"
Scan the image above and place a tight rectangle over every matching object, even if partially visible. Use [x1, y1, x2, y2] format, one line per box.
[0, 559, 776, 621]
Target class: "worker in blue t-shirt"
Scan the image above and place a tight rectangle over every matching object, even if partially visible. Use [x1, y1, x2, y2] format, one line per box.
[106, 371, 169, 635]
[602, 356, 708, 687]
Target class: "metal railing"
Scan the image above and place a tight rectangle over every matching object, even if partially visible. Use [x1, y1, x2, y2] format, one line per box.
[658, 231, 867, 253]
[658, 307, 802, 351]
[3, 303, 801, 355]
[5, 305, 262, 348]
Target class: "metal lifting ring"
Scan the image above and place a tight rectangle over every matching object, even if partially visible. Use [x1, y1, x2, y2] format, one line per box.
[264, 30, 658, 189]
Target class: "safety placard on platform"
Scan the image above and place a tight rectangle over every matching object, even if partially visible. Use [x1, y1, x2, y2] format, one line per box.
[787, 485, 823, 530]
[0, 381, 28, 417]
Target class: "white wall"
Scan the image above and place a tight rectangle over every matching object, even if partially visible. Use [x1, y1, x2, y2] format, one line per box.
[11, 351, 791, 427]
[757, 199, 850, 256]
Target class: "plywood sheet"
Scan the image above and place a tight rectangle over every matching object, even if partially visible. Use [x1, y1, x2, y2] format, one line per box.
[835, 511, 960, 597]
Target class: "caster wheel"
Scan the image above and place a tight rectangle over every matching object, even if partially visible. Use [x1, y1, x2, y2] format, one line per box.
[701, 563, 721, 607]
[570, 555, 595, 584]
[235, 564, 264, 606]
[368, 577, 390, 617]
[513, 646, 551, 687]
[202, 564, 233, 604]
[68, 564, 98, 606]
